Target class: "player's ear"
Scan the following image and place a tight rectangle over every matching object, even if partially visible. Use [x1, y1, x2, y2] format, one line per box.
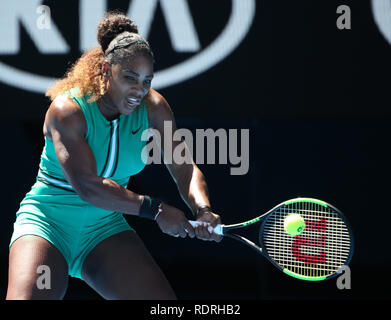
[101, 60, 111, 79]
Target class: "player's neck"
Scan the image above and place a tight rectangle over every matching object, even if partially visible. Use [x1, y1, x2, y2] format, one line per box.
[96, 95, 120, 121]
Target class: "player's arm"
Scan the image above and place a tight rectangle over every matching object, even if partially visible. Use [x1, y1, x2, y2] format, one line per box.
[147, 90, 221, 241]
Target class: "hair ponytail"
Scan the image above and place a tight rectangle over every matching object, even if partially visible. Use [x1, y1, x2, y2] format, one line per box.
[46, 46, 105, 102]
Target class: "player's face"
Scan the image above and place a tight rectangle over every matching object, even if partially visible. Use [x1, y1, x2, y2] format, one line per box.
[105, 53, 154, 115]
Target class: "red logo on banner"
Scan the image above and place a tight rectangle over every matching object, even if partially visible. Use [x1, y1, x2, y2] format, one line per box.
[291, 217, 327, 265]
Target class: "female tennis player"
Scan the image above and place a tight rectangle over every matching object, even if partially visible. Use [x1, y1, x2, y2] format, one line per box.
[6, 11, 221, 300]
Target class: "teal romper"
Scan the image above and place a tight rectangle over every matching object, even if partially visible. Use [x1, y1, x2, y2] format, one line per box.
[9, 88, 149, 279]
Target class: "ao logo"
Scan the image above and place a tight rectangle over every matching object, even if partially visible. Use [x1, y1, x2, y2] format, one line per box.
[0, 0, 256, 93]
[372, 0, 391, 45]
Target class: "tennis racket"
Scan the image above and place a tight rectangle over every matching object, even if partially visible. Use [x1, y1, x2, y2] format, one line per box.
[189, 197, 354, 281]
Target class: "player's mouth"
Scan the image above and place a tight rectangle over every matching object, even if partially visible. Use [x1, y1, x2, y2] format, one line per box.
[125, 97, 140, 111]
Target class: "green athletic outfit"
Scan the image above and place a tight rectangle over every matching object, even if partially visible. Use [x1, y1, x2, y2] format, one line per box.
[9, 87, 149, 279]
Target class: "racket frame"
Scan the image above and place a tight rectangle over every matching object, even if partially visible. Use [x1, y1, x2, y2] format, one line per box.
[219, 198, 355, 281]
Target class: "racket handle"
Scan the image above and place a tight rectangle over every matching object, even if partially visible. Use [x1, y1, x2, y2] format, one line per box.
[188, 221, 223, 235]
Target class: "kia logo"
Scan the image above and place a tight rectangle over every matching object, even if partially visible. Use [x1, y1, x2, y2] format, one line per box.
[0, 0, 256, 93]
[372, 0, 391, 45]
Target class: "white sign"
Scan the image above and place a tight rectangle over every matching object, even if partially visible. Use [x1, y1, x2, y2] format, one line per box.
[0, 0, 256, 93]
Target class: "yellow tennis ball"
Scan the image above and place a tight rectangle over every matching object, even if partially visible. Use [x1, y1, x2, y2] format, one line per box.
[284, 213, 305, 236]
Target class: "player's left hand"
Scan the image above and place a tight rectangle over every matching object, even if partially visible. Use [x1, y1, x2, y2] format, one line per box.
[195, 208, 222, 242]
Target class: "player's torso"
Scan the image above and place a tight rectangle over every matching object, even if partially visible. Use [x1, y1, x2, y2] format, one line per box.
[39, 88, 149, 189]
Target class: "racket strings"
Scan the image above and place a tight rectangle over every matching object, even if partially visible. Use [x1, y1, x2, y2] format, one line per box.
[261, 202, 352, 279]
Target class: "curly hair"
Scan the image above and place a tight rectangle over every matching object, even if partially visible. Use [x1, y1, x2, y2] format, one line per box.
[46, 10, 153, 103]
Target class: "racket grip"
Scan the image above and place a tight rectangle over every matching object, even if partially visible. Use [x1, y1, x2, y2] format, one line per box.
[188, 221, 223, 235]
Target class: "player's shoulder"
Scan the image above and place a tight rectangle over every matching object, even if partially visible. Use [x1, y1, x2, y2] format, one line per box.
[47, 94, 86, 125]
[50, 94, 83, 117]
[45, 94, 86, 135]
[144, 89, 173, 123]
[144, 89, 170, 109]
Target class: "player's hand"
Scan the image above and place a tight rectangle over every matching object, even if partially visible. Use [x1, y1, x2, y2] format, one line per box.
[195, 208, 222, 242]
[155, 203, 195, 239]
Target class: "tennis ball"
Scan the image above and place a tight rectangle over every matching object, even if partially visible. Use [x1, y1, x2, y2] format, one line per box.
[284, 213, 305, 236]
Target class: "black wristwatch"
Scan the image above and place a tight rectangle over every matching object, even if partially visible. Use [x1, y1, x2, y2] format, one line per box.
[139, 195, 162, 220]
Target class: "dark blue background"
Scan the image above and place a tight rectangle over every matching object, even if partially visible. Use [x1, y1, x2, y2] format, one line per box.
[0, 0, 389, 300]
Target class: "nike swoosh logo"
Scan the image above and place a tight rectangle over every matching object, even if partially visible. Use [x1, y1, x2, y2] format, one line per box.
[132, 127, 141, 134]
